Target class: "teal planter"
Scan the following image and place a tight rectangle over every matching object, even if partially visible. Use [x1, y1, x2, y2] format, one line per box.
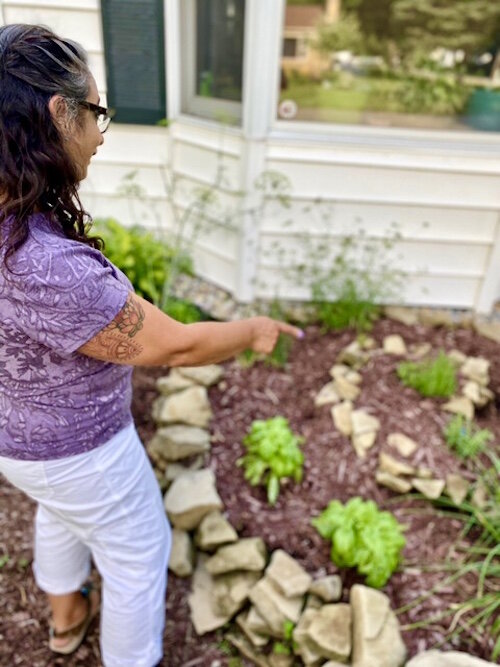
[465, 89, 500, 132]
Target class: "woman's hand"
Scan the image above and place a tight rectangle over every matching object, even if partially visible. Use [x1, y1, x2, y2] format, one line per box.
[249, 316, 304, 355]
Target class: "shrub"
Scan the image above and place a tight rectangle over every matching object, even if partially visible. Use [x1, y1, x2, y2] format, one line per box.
[312, 496, 406, 588]
[237, 417, 305, 505]
[397, 350, 457, 397]
[92, 218, 202, 323]
[444, 414, 494, 459]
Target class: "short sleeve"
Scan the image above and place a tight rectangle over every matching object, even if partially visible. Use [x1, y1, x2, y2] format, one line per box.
[7, 239, 131, 355]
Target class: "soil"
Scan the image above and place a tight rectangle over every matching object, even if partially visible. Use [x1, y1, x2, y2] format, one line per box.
[0, 317, 499, 667]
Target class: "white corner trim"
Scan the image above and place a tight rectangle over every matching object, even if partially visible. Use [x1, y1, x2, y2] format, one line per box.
[165, 0, 181, 121]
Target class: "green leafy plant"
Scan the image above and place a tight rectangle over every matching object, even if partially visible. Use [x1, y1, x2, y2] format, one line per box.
[312, 497, 406, 588]
[237, 417, 305, 505]
[94, 218, 192, 305]
[397, 350, 457, 397]
[444, 414, 494, 459]
[93, 218, 205, 324]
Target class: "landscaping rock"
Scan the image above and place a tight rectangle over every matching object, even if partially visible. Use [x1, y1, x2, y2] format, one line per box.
[350, 584, 406, 667]
[205, 537, 267, 574]
[408, 342, 432, 360]
[148, 425, 210, 461]
[177, 364, 224, 386]
[462, 380, 494, 407]
[472, 482, 488, 509]
[266, 549, 312, 598]
[156, 370, 195, 395]
[406, 650, 498, 667]
[375, 470, 412, 494]
[332, 401, 353, 437]
[411, 478, 445, 499]
[473, 320, 500, 344]
[351, 410, 381, 436]
[165, 461, 200, 485]
[152, 386, 213, 428]
[212, 570, 262, 617]
[194, 510, 238, 551]
[169, 529, 195, 577]
[383, 335, 407, 355]
[246, 605, 272, 635]
[304, 593, 324, 611]
[442, 396, 474, 421]
[330, 364, 362, 385]
[387, 432, 418, 457]
[308, 575, 342, 602]
[418, 308, 454, 327]
[352, 431, 377, 458]
[460, 357, 490, 386]
[379, 452, 416, 477]
[236, 609, 269, 648]
[445, 473, 469, 506]
[351, 410, 380, 457]
[269, 654, 295, 667]
[334, 374, 361, 401]
[227, 632, 271, 667]
[337, 341, 369, 368]
[306, 604, 352, 662]
[249, 576, 304, 637]
[164, 469, 223, 530]
[448, 349, 467, 365]
[384, 306, 419, 326]
[188, 556, 232, 634]
[315, 381, 340, 407]
[292, 609, 324, 665]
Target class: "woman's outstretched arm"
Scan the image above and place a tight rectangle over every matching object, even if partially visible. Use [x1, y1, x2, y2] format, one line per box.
[77, 292, 303, 367]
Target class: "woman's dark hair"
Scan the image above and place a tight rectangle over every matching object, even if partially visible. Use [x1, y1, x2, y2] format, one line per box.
[0, 23, 103, 268]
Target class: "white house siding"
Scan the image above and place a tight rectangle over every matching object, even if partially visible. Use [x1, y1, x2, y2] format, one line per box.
[1, 1, 499, 312]
[258, 136, 500, 310]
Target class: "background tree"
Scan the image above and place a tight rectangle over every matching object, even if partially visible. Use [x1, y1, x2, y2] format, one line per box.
[391, 0, 500, 70]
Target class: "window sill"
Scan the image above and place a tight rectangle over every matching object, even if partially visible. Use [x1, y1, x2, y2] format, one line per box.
[271, 119, 500, 157]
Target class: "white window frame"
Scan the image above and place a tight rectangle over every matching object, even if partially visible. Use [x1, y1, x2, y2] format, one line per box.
[178, 0, 244, 123]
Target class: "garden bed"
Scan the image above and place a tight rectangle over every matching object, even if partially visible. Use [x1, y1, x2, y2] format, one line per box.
[0, 316, 498, 666]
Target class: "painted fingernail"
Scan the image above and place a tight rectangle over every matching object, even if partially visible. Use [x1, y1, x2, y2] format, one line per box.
[297, 329, 305, 339]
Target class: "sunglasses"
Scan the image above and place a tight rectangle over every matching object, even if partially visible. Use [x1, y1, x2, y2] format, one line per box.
[78, 100, 112, 133]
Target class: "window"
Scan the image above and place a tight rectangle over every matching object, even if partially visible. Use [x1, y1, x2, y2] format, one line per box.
[181, 0, 246, 123]
[278, 0, 500, 133]
[283, 38, 298, 58]
[101, 0, 166, 125]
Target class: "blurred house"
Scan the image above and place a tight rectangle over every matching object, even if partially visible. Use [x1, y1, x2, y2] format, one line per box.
[1, 0, 499, 314]
[282, 0, 340, 78]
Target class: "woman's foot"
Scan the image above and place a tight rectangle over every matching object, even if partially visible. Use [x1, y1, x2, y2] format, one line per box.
[49, 586, 100, 654]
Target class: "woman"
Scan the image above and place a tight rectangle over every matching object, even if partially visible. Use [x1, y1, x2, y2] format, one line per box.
[0, 24, 302, 667]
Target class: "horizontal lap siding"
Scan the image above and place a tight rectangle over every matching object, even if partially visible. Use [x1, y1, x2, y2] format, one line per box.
[261, 142, 500, 309]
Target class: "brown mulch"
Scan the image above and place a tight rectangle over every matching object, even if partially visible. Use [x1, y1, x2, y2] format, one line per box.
[0, 317, 499, 666]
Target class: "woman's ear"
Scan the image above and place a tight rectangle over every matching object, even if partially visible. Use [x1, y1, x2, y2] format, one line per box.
[48, 94, 71, 136]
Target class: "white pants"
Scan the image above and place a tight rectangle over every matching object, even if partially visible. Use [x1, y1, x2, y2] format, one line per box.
[0, 422, 171, 667]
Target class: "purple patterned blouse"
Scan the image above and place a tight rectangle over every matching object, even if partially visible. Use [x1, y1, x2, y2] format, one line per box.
[0, 214, 134, 460]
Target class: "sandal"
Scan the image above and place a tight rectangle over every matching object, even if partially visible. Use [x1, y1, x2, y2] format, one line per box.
[48, 584, 100, 655]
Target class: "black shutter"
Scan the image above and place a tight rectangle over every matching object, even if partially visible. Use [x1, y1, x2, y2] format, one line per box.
[101, 0, 166, 125]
